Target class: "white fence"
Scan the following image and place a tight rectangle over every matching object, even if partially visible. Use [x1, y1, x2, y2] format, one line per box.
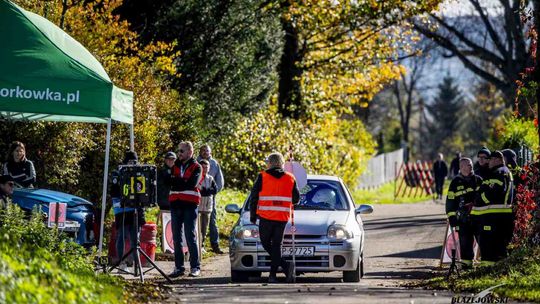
[357, 148, 404, 189]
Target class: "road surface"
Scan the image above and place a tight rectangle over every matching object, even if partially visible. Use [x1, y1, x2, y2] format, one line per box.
[134, 201, 458, 303]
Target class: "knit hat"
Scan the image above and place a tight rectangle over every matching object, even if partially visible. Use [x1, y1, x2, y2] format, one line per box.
[490, 150, 504, 160]
[501, 149, 517, 167]
[477, 147, 491, 157]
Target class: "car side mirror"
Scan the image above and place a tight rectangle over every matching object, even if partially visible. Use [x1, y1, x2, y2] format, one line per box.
[225, 204, 241, 214]
[355, 204, 373, 215]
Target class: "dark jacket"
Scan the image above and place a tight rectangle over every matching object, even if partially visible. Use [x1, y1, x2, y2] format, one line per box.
[449, 157, 460, 177]
[3, 159, 36, 188]
[157, 165, 172, 210]
[433, 160, 448, 181]
[476, 164, 513, 207]
[166, 157, 202, 205]
[446, 174, 482, 227]
[249, 167, 300, 223]
[473, 162, 491, 179]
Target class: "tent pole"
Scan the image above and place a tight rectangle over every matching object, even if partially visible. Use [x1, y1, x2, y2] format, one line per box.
[98, 119, 112, 257]
[129, 123, 134, 151]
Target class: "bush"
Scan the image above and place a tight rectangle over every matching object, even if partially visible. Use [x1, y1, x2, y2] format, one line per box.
[0, 204, 124, 304]
[490, 116, 539, 151]
[214, 105, 376, 190]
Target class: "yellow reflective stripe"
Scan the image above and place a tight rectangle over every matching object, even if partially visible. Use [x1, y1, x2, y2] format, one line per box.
[484, 226, 491, 231]
[504, 181, 512, 206]
[448, 188, 474, 199]
[447, 191, 455, 199]
[447, 211, 456, 217]
[471, 204, 513, 215]
[481, 192, 490, 204]
[483, 179, 503, 186]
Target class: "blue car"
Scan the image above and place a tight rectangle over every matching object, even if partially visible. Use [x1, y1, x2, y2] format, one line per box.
[12, 187, 96, 247]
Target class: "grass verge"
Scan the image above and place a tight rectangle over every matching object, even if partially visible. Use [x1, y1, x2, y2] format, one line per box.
[352, 180, 451, 204]
[425, 246, 540, 302]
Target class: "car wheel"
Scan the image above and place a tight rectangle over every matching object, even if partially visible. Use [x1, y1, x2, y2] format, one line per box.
[343, 254, 362, 283]
[231, 270, 251, 282]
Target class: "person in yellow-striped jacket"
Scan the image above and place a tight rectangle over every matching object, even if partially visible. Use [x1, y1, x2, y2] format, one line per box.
[446, 157, 482, 269]
[472, 150, 514, 265]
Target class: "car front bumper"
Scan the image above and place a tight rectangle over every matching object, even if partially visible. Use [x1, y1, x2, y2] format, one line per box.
[229, 235, 361, 272]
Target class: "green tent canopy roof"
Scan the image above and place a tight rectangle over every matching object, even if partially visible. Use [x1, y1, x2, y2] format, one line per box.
[0, 0, 133, 124]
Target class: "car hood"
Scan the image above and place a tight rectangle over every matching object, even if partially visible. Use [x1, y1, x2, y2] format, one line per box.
[240, 210, 350, 235]
[13, 188, 93, 208]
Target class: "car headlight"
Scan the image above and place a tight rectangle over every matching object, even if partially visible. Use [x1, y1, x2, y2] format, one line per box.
[327, 225, 353, 240]
[234, 225, 260, 240]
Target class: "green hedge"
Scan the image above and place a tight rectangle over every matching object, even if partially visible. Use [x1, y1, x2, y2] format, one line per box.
[0, 204, 124, 304]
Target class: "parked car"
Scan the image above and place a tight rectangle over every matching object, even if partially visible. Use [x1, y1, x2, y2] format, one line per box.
[226, 174, 373, 282]
[12, 186, 96, 247]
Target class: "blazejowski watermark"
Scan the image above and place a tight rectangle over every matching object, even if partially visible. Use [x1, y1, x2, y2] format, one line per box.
[451, 283, 508, 303]
[0, 86, 80, 105]
[451, 295, 509, 303]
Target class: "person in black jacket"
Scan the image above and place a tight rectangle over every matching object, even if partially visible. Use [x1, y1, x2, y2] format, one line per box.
[445, 158, 482, 269]
[472, 151, 514, 265]
[449, 152, 462, 178]
[432, 153, 448, 200]
[473, 147, 491, 179]
[3, 141, 36, 188]
[157, 151, 177, 211]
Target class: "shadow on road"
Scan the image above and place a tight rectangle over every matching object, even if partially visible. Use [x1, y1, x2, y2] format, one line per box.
[364, 217, 445, 231]
[374, 245, 442, 259]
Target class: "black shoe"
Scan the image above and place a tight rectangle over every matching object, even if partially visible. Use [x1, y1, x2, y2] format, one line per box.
[169, 268, 185, 278]
[211, 245, 224, 254]
[268, 275, 278, 283]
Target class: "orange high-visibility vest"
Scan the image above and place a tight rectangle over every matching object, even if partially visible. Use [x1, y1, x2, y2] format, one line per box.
[169, 162, 202, 205]
[257, 171, 295, 222]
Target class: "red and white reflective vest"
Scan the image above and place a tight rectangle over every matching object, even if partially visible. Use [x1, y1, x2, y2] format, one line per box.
[169, 160, 202, 205]
[257, 171, 295, 222]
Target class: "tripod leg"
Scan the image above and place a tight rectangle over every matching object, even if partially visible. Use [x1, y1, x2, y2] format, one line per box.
[139, 249, 173, 283]
[134, 247, 144, 282]
[108, 247, 136, 274]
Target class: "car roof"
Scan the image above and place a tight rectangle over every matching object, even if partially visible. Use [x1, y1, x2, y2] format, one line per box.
[307, 174, 341, 182]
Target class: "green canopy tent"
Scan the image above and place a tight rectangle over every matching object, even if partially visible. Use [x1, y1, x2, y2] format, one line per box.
[0, 0, 134, 257]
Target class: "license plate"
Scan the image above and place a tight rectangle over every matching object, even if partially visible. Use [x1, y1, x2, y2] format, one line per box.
[281, 246, 315, 257]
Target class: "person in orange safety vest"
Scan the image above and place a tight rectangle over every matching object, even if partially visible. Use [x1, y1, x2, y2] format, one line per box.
[249, 152, 300, 283]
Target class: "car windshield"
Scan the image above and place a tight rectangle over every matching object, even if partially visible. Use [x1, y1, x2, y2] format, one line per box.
[243, 179, 349, 211]
[296, 180, 348, 210]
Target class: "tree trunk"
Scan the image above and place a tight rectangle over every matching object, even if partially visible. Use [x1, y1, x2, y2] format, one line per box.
[278, 18, 303, 118]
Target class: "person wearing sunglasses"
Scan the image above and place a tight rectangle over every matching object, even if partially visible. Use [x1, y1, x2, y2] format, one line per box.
[0, 174, 15, 210]
[473, 147, 491, 179]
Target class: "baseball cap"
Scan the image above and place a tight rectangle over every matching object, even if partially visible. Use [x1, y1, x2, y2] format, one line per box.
[477, 147, 491, 157]
[164, 151, 177, 159]
[490, 150, 504, 159]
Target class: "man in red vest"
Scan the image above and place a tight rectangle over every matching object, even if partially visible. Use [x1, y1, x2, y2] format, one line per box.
[167, 141, 202, 278]
[249, 152, 300, 283]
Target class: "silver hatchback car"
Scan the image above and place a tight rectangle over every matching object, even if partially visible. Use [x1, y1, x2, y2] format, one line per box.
[225, 174, 373, 282]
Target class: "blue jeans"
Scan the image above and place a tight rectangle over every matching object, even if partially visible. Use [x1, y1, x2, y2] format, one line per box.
[171, 204, 200, 271]
[115, 213, 138, 264]
[209, 197, 219, 246]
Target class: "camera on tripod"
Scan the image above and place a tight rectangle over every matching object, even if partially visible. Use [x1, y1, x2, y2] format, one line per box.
[117, 165, 157, 208]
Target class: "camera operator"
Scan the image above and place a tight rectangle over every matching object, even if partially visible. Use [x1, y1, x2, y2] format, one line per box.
[157, 151, 177, 211]
[445, 157, 482, 270]
[111, 151, 146, 271]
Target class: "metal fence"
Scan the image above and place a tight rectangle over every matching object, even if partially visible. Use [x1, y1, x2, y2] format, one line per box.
[357, 148, 404, 189]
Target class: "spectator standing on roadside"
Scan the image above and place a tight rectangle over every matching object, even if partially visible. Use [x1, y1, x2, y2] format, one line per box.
[168, 142, 202, 278]
[473, 147, 491, 179]
[3, 141, 36, 188]
[197, 159, 217, 253]
[197, 144, 225, 254]
[157, 151, 177, 211]
[433, 153, 448, 200]
[449, 152, 461, 178]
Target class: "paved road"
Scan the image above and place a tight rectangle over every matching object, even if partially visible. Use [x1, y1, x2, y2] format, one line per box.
[137, 201, 457, 303]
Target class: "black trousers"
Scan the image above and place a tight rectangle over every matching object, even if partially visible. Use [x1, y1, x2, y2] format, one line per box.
[457, 221, 476, 264]
[259, 218, 287, 275]
[435, 178, 444, 197]
[478, 215, 514, 262]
